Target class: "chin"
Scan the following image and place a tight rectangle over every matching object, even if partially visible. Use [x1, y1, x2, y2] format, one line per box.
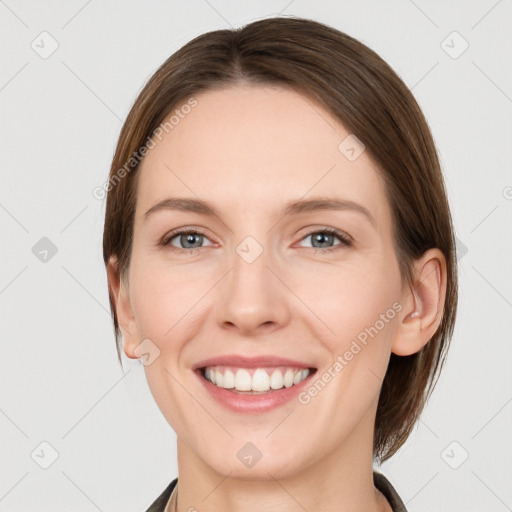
[195, 440, 308, 481]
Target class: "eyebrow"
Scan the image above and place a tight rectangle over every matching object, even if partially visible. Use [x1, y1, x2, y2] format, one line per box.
[144, 196, 375, 225]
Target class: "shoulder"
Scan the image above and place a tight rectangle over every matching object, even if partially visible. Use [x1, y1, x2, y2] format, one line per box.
[144, 477, 178, 512]
[373, 470, 408, 512]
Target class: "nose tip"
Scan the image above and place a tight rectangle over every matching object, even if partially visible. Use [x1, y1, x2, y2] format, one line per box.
[214, 245, 291, 335]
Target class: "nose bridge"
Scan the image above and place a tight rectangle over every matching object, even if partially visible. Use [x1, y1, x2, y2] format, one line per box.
[234, 235, 269, 288]
[230, 233, 274, 305]
[214, 230, 290, 332]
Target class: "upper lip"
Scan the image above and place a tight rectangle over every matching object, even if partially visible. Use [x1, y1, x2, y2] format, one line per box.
[193, 355, 316, 370]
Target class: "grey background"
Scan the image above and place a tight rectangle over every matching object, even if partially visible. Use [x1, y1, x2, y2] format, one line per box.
[1, 0, 511, 510]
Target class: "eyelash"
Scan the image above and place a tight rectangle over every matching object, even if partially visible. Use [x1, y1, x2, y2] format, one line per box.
[160, 227, 352, 254]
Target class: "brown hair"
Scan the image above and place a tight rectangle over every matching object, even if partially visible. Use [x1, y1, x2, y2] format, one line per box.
[102, 16, 458, 462]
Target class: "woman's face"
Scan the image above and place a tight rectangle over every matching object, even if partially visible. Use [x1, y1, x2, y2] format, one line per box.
[119, 84, 406, 478]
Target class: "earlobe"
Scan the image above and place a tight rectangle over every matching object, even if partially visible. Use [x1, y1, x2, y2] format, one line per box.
[106, 256, 139, 359]
[392, 248, 447, 356]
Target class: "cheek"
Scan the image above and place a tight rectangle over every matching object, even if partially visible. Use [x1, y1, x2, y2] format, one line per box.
[295, 270, 401, 422]
[292, 259, 402, 410]
[293, 260, 400, 343]
[129, 255, 218, 351]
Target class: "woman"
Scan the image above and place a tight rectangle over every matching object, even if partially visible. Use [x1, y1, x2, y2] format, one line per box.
[102, 16, 457, 512]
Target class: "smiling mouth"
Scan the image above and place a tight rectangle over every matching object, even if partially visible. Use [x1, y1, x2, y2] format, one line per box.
[197, 365, 317, 394]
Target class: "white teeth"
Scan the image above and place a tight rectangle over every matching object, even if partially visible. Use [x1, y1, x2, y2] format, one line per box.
[270, 369, 283, 390]
[252, 369, 270, 391]
[293, 370, 305, 385]
[284, 368, 295, 388]
[203, 366, 311, 392]
[205, 367, 216, 384]
[222, 369, 235, 389]
[235, 369, 252, 391]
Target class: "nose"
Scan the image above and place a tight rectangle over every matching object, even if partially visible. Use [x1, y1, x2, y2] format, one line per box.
[214, 240, 292, 336]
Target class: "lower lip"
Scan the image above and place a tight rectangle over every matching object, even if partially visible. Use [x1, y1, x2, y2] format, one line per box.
[195, 369, 316, 414]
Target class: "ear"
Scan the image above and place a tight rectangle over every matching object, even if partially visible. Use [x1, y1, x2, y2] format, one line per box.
[106, 256, 139, 359]
[392, 248, 447, 356]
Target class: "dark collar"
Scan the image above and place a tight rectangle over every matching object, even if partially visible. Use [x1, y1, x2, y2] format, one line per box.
[145, 477, 177, 512]
[373, 470, 408, 511]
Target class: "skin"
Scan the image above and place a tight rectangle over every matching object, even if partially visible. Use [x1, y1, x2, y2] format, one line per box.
[108, 84, 447, 512]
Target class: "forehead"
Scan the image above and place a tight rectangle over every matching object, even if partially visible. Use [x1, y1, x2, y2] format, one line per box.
[136, 85, 389, 224]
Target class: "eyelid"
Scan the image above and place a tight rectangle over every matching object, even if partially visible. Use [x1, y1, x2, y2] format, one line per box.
[294, 226, 352, 252]
[161, 226, 352, 252]
[161, 227, 216, 250]
[296, 225, 352, 243]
